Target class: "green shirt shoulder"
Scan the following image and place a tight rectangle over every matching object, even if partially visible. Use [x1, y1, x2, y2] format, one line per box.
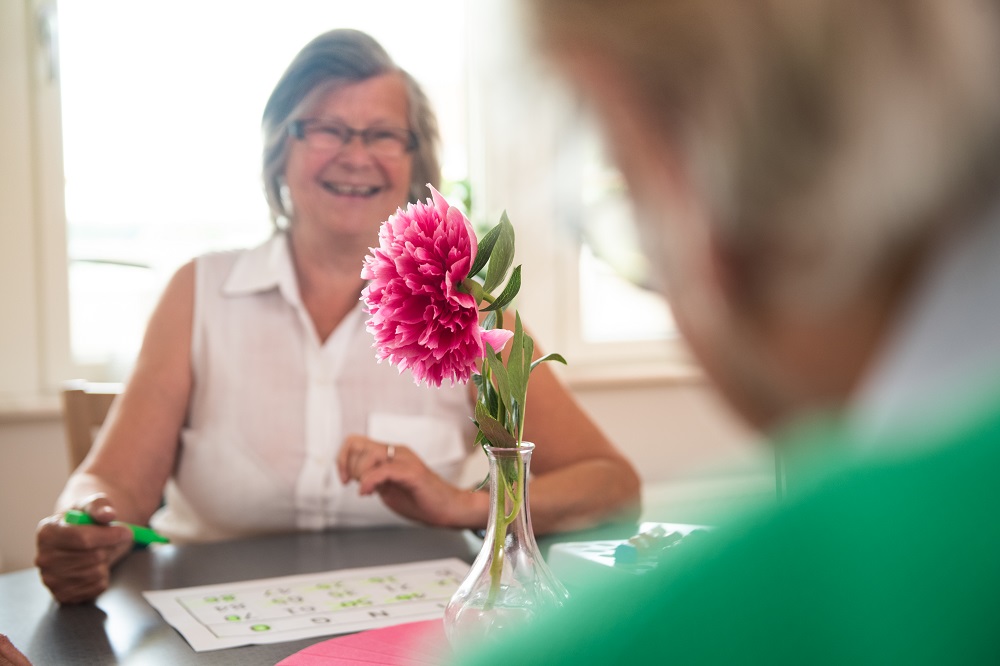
[457, 396, 1000, 665]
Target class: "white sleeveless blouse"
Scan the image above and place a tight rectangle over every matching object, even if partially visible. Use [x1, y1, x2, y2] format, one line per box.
[150, 234, 477, 543]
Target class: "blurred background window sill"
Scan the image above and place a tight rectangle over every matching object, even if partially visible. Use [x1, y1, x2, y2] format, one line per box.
[0, 394, 61, 424]
[562, 359, 705, 390]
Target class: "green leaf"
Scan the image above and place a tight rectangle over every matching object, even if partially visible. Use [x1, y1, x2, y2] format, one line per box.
[475, 370, 499, 417]
[468, 221, 503, 279]
[476, 401, 516, 448]
[484, 343, 513, 418]
[506, 313, 526, 414]
[482, 212, 515, 294]
[517, 319, 534, 439]
[480, 265, 521, 312]
[482, 310, 498, 331]
[486, 382, 499, 416]
[530, 352, 567, 373]
[522, 331, 534, 385]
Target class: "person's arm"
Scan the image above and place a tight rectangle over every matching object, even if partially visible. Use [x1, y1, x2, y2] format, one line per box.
[35, 261, 196, 603]
[338, 315, 642, 534]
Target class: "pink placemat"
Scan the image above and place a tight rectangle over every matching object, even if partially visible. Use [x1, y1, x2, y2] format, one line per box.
[277, 619, 451, 665]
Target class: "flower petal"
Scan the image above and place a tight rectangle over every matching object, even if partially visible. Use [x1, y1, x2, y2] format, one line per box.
[481, 327, 514, 354]
[428, 183, 450, 214]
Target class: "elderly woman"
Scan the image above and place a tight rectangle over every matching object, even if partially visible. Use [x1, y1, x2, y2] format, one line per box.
[35, 29, 640, 605]
[459, 0, 1000, 664]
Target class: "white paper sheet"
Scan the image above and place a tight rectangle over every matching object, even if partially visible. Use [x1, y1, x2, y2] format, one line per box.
[142, 557, 469, 652]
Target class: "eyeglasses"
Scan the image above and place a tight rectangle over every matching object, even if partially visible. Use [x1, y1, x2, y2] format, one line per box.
[289, 119, 417, 158]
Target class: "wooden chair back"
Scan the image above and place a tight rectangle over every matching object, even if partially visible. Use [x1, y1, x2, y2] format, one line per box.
[61, 380, 122, 470]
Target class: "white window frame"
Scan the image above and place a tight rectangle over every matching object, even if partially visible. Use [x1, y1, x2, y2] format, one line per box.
[0, 0, 72, 405]
[466, 1, 700, 388]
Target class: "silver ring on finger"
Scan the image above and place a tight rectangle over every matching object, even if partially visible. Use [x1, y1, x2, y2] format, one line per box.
[386, 445, 396, 462]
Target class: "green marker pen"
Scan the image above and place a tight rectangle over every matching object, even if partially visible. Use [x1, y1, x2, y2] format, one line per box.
[64, 509, 170, 545]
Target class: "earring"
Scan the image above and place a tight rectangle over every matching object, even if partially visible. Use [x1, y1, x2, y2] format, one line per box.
[279, 181, 294, 218]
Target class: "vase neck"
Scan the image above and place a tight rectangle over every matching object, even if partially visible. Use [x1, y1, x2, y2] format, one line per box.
[484, 444, 538, 545]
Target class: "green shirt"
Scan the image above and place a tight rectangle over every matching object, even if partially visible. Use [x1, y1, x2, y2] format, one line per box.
[456, 397, 1000, 664]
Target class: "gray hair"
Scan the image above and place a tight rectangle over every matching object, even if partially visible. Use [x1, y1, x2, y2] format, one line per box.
[529, 0, 1000, 309]
[261, 29, 441, 227]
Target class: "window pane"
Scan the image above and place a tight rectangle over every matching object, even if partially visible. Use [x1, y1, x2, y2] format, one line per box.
[576, 131, 676, 344]
[579, 245, 677, 343]
[57, 0, 469, 377]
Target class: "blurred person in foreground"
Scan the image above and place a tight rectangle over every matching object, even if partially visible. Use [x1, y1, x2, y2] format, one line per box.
[35, 28, 639, 605]
[461, 0, 1000, 663]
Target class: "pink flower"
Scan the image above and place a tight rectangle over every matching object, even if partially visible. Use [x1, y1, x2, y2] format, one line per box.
[361, 186, 512, 387]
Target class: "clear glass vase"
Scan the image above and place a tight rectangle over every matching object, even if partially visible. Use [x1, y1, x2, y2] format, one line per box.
[444, 442, 570, 649]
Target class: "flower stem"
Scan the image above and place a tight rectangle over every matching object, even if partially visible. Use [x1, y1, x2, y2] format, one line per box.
[485, 452, 525, 608]
[486, 476, 506, 607]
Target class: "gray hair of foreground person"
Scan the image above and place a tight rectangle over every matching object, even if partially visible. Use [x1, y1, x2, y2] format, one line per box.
[528, 0, 1000, 312]
[261, 28, 442, 226]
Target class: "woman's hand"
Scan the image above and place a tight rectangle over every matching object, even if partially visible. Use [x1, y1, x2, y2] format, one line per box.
[336, 435, 488, 529]
[34, 495, 134, 605]
[0, 634, 31, 666]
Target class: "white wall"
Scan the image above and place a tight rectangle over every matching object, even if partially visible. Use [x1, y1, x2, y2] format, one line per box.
[0, 412, 70, 573]
[576, 381, 764, 481]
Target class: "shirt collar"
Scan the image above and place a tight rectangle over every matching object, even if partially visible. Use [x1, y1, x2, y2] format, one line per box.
[222, 232, 298, 302]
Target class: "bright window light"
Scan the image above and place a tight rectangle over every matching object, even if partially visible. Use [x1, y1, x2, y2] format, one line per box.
[58, 0, 469, 378]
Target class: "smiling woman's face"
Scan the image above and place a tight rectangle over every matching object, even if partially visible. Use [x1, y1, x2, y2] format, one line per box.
[283, 72, 413, 240]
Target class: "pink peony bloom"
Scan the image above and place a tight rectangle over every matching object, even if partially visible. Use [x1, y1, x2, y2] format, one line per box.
[361, 186, 510, 387]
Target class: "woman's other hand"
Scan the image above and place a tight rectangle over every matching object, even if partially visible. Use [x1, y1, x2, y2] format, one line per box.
[337, 435, 487, 528]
